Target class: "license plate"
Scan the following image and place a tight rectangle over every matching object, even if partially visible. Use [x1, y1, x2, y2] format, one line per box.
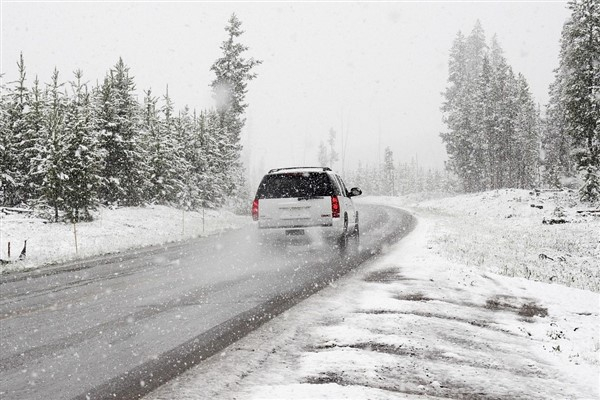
[285, 229, 305, 236]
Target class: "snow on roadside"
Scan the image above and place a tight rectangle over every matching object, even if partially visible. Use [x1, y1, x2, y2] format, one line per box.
[400, 189, 600, 292]
[144, 192, 600, 400]
[0, 205, 251, 274]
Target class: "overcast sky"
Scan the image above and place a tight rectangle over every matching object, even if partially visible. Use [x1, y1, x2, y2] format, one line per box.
[1, 1, 571, 184]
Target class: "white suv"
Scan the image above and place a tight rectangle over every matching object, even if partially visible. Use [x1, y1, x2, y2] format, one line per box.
[252, 167, 362, 248]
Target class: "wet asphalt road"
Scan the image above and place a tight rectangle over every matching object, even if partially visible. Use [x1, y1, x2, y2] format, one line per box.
[0, 204, 414, 400]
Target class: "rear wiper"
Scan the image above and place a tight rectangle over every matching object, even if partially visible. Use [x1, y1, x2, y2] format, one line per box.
[297, 196, 324, 201]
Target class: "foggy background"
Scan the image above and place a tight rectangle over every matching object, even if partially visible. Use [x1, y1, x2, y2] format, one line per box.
[1, 2, 570, 185]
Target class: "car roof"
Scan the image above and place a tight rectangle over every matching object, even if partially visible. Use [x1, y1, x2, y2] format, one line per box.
[267, 167, 333, 174]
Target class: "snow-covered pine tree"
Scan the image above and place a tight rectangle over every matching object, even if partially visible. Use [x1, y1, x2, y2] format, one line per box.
[96, 58, 148, 206]
[396, 161, 409, 195]
[171, 106, 195, 210]
[542, 65, 573, 187]
[14, 56, 48, 204]
[441, 27, 487, 192]
[328, 128, 339, 168]
[0, 74, 13, 205]
[160, 88, 187, 204]
[465, 24, 491, 191]
[142, 88, 184, 205]
[190, 110, 213, 208]
[489, 37, 516, 189]
[62, 70, 104, 222]
[23, 76, 47, 203]
[513, 74, 541, 189]
[1, 54, 30, 206]
[442, 22, 541, 193]
[318, 141, 328, 167]
[210, 14, 261, 200]
[383, 147, 395, 196]
[465, 21, 487, 85]
[141, 89, 160, 201]
[472, 54, 495, 191]
[37, 68, 68, 221]
[204, 109, 230, 207]
[555, 0, 599, 201]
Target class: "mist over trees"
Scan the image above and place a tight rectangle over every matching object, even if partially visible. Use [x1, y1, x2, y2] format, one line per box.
[0, 14, 260, 221]
[317, 128, 340, 169]
[347, 3, 597, 201]
[210, 14, 262, 203]
[441, 3, 599, 202]
[347, 152, 456, 197]
[440, 21, 541, 193]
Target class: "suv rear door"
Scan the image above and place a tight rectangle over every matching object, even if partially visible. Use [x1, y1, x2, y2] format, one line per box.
[256, 172, 337, 229]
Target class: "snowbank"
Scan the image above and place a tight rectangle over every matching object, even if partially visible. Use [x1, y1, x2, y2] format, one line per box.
[0, 205, 251, 274]
[371, 189, 600, 292]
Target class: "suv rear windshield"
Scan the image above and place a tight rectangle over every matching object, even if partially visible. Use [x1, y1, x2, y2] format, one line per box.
[256, 172, 337, 199]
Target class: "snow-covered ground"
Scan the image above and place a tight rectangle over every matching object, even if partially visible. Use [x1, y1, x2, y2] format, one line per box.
[0, 205, 251, 274]
[145, 190, 599, 399]
[411, 189, 600, 292]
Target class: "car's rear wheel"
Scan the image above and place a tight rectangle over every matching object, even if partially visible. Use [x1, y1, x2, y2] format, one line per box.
[338, 214, 349, 251]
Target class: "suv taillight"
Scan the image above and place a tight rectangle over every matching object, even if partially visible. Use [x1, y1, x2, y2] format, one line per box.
[252, 198, 259, 221]
[331, 195, 340, 218]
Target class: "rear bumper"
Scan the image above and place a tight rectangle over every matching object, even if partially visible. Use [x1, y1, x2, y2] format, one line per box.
[256, 219, 343, 240]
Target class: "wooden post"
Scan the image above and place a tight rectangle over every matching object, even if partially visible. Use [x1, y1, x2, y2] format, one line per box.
[73, 222, 79, 255]
[7, 242, 10, 259]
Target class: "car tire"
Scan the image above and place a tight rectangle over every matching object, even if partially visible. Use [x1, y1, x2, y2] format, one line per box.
[338, 214, 349, 251]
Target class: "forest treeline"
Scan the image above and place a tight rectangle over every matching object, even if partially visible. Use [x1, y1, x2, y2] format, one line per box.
[2, 2, 598, 225]
[348, 150, 456, 197]
[440, 1, 599, 201]
[0, 14, 260, 221]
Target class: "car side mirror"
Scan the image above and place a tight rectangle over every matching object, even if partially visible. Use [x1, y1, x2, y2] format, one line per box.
[348, 187, 362, 197]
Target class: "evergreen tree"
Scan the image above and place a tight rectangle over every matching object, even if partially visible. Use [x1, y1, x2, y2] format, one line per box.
[543, 66, 573, 187]
[37, 68, 68, 221]
[191, 110, 214, 208]
[24, 76, 47, 201]
[489, 37, 517, 188]
[172, 107, 196, 210]
[465, 21, 487, 84]
[141, 89, 161, 201]
[141, 88, 185, 204]
[513, 75, 540, 188]
[328, 128, 339, 168]
[441, 22, 541, 192]
[96, 58, 147, 206]
[204, 110, 230, 207]
[210, 14, 261, 198]
[383, 147, 395, 195]
[555, 0, 600, 201]
[441, 28, 484, 192]
[1, 54, 29, 205]
[318, 141, 328, 166]
[0, 74, 12, 205]
[472, 54, 494, 191]
[62, 70, 103, 221]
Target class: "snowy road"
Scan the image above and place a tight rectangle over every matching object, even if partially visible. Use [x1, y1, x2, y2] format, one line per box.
[0, 204, 414, 400]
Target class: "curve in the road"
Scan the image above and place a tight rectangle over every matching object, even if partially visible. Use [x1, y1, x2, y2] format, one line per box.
[0, 205, 415, 400]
